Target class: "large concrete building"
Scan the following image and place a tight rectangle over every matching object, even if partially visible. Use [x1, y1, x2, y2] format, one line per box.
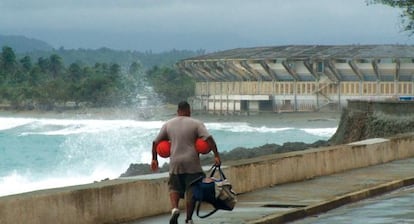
[176, 45, 414, 114]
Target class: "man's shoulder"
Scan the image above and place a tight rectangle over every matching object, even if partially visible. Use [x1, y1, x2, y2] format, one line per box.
[186, 116, 204, 124]
[170, 116, 203, 124]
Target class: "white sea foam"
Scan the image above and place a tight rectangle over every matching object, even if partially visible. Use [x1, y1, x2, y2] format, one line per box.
[0, 117, 35, 131]
[20, 119, 164, 136]
[206, 122, 293, 133]
[6, 118, 305, 136]
[301, 128, 337, 137]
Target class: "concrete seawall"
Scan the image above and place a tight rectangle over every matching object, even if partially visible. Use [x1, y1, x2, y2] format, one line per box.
[1, 133, 414, 224]
[226, 134, 414, 193]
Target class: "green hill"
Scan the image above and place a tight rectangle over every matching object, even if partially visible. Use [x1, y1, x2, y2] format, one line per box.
[0, 34, 54, 53]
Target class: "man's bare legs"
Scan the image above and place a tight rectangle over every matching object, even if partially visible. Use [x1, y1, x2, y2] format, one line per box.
[186, 194, 196, 222]
[169, 192, 180, 224]
[170, 191, 180, 208]
[169, 191, 196, 223]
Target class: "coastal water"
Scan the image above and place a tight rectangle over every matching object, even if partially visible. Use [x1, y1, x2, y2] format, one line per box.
[0, 111, 338, 197]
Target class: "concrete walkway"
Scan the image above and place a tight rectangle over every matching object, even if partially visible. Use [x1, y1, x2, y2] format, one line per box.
[126, 158, 414, 224]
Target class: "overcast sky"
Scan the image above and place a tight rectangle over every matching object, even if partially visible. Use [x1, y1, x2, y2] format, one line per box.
[0, 0, 412, 52]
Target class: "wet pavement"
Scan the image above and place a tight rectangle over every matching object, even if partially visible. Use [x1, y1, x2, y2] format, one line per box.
[125, 158, 414, 224]
[293, 186, 414, 224]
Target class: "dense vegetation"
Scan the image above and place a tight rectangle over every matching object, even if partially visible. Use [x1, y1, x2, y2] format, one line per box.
[21, 47, 205, 70]
[146, 66, 195, 104]
[0, 46, 197, 110]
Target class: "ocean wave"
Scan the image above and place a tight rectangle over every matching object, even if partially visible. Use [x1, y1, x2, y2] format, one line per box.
[206, 122, 293, 133]
[0, 116, 337, 137]
[206, 122, 337, 136]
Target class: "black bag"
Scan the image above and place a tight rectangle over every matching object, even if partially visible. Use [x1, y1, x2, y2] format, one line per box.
[192, 165, 237, 218]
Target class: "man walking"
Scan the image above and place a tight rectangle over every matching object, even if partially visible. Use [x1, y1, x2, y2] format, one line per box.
[151, 101, 221, 224]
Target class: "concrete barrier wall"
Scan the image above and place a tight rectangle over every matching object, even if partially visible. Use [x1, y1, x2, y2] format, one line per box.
[1, 133, 414, 224]
[0, 178, 172, 224]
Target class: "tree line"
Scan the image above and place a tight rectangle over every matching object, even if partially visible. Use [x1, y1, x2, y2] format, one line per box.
[0, 46, 195, 110]
[22, 47, 204, 70]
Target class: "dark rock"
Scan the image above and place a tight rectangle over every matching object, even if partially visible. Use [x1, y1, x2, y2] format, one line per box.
[329, 105, 414, 145]
[120, 163, 169, 177]
[120, 141, 330, 177]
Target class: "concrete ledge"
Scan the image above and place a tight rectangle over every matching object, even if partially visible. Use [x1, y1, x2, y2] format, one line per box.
[225, 132, 414, 194]
[249, 176, 414, 224]
[1, 133, 414, 224]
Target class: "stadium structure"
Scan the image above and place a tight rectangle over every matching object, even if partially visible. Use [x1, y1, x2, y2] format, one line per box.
[176, 45, 414, 114]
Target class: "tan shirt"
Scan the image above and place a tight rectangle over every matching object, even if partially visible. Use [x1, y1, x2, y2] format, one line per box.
[155, 116, 211, 174]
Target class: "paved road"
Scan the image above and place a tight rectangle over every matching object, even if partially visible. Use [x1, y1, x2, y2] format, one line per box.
[126, 158, 414, 224]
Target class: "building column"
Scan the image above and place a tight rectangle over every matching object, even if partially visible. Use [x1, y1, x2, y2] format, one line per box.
[294, 80, 298, 111]
[338, 81, 342, 110]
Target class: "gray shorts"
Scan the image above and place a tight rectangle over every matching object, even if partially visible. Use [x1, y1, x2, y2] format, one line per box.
[169, 172, 205, 199]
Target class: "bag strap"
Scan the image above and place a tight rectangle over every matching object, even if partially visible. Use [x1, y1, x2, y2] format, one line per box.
[196, 201, 219, 218]
[209, 165, 217, 177]
[209, 165, 227, 180]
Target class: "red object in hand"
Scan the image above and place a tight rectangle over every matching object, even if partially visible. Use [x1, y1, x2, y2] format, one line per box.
[156, 140, 171, 158]
[195, 138, 211, 154]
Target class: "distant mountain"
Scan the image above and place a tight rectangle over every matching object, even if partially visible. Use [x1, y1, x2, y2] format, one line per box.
[0, 34, 54, 53]
[0, 34, 205, 69]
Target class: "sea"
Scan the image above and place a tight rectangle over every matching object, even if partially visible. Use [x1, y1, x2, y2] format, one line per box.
[0, 109, 339, 197]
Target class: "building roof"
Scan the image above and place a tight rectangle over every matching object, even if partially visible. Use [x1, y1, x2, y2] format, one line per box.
[181, 45, 414, 61]
[176, 45, 414, 82]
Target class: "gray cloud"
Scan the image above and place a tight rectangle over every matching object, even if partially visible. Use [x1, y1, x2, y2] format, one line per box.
[0, 0, 411, 52]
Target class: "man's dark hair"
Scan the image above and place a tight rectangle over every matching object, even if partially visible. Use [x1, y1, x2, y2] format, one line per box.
[178, 101, 190, 111]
